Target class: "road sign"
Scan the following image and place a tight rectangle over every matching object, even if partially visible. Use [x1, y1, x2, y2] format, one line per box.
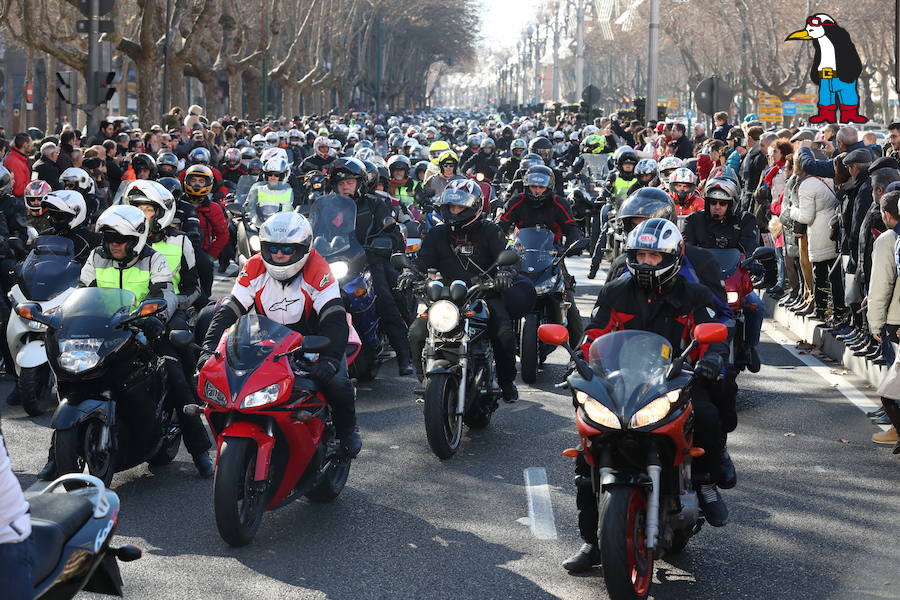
[782, 102, 797, 116]
[24, 82, 33, 103]
[582, 84, 601, 106]
[77, 0, 113, 16]
[757, 92, 782, 122]
[790, 93, 817, 115]
[76, 19, 114, 34]
[695, 76, 734, 115]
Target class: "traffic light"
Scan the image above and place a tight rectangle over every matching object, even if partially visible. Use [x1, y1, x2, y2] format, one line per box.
[95, 71, 116, 104]
[56, 71, 75, 104]
[634, 97, 646, 122]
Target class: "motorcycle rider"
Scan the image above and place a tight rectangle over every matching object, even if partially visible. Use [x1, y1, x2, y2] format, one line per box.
[246, 157, 294, 216]
[156, 152, 180, 179]
[299, 136, 335, 174]
[667, 167, 705, 221]
[527, 137, 565, 195]
[462, 137, 500, 181]
[496, 138, 528, 183]
[23, 179, 53, 232]
[131, 153, 157, 181]
[200, 211, 362, 457]
[683, 177, 764, 371]
[629, 158, 659, 194]
[220, 148, 247, 184]
[403, 179, 521, 402]
[387, 154, 417, 207]
[657, 156, 684, 189]
[38, 190, 101, 263]
[183, 164, 229, 300]
[563, 218, 731, 573]
[605, 147, 639, 203]
[328, 158, 414, 376]
[59, 167, 99, 223]
[38, 204, 213, 480]
[420, 150, 463, 206]
[497, 165, 585, 345]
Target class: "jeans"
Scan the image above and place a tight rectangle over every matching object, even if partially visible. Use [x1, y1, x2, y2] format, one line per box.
[0, 535, 34, 600]
[817, 77, 859, 106]
[774, 247, 785, 288]
[743, 292, 764, 347]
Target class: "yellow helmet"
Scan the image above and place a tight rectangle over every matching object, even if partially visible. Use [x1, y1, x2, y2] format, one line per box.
[429, 140, 451, 164]
[437, 150, 459, 170]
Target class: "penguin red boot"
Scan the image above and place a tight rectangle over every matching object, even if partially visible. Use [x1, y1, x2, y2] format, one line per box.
[809, 104, 837, 123]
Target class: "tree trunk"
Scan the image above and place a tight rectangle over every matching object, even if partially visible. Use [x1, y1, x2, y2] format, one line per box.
[879, 70, 891, 125]
[227, 71, 242, 118]
[25, 46, 34, 131]
[859, 72, 875, 121]
[134, 56, 160, 133]
[44, 54, 56, 135]
[118, 56, 129, 116]
[244, 69, 261, 119]
[166, 56, 187, 113]
[200, 76, 220, 121]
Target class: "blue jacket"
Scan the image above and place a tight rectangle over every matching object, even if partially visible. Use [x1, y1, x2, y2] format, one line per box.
[798, 141, 868, 179]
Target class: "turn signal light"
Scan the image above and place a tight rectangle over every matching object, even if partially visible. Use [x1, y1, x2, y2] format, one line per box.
[562, 448, 579, 458]
[353, 287, 367, 297]
[688, 447, 705, 457]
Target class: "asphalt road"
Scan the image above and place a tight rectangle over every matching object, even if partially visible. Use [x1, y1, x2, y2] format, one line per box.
[4, 256, 900, 600]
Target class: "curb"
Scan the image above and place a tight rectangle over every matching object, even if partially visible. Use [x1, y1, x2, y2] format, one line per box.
[764, 295, 885, 390]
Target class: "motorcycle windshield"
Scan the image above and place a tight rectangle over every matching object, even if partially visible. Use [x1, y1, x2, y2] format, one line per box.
[236, 175, 257, 205]
[581, 154, 609, 182]
[55, 288, 135, 352]
[588, 330, 673, 415]
[255, 203, 281, 223]
[227, 314, 293, 372]
[309, 193, 364, 262]
[706, 248, 741, 280]
[513, 227, 555, 276]
[20, 236, 81, 302]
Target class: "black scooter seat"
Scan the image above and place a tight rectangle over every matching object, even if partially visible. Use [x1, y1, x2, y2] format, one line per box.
[29, 493, 94, 583]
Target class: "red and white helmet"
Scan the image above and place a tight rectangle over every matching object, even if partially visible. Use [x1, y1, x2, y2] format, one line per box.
[668, 167, 697, 187]
[657, 157, 684, 185]
[24, 180, 52, 216]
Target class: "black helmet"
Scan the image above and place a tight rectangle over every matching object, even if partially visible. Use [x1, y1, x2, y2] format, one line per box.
[360, 160, 379, 190]
[528, 137, 553, 163]
[439, 179, 484, 232]
[376, 165, 390, 189]
[329, 157, 368, 198]
[158, 176, 183, 200]
[625, 218, 684, 291]
[617, 188, 676, 235]
[157, 152, 178, 177]
[616, 149, 638, 171]
[703, 176, 740, 217]
[414, 160, 430, 179]
[248, 158, 264, 174]
[131, 153, 157, 179]
[524, 165, 555, 207]
[387, 154, 412, 177]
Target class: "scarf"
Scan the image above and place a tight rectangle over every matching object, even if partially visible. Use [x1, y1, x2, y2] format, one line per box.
[763, 160, 785, 189]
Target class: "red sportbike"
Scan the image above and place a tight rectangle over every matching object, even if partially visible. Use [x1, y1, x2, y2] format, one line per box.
[182, 314, 360, 547]
[540, 321, 727, 600]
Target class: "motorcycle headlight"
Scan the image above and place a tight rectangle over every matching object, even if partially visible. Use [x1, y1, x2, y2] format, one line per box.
[241, 383, 281, 408]
[428, 300, 460, 333]
[250, 236, 261, 253]
[575, 390, 621, 429]
[630, 390, 681, 428]
[204, 380, 227, 407]
[330, 261, 349, 280]
[58, 338, 103, 373]
[726, 291, 740, 305]
[27, 319, 47, 331]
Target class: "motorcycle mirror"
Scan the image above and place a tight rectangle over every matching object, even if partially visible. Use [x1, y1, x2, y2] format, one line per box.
[391, 252, 411, 270]
[426, 280, 445, 302]
[538, 323, 568, 346]
[135, 299, 167, 319]
[495, 249, 519, 268]
[301, 335, 331, 353]
[693, 323, 728, 345]
[168, 329, 195, 348]
[751, 246, 776, 262]
[566, 238, 589, 256]
[226, 203, 244, 216]
[14, 302, 55, 328]
[449, 280, 467, 304]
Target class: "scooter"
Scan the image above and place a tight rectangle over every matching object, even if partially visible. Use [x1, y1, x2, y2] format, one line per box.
[180, 314, 359, 546]
[16, 290, 182, 488]
[6, 236, 81, 416]
[541, 322, 728, 600]
[29, 474, 142, 599]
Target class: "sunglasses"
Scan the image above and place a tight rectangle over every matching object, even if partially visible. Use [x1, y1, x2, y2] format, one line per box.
[266, 244, 297, 255]
[708, 199, 730, 207]
[103, 232, 132, 244]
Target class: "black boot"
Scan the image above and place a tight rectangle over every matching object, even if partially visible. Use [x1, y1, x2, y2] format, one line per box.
[5, 385, 20, 406]
[499, 380, 518, 403]
[397, 352, 414, 377]
[717, 448, 737, 489]
[338, 428, 362, 458]
[192, 452, 215, 478]
[562, 543, 602, 573]
[38, 459, 57, 481]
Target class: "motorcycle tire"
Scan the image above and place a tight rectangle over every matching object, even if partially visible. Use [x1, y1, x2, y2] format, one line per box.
[350, 344, 378, 383]
[599, 487, 654, 600]
[520, 314, 540, 384]
[423, 373, 463, 460]
[305, 452, 351, 503]
[56, 422, 114, 490]
[147, 410, 182, 467]
[214, 437, 266, 547]
[19, 364, 54, 417]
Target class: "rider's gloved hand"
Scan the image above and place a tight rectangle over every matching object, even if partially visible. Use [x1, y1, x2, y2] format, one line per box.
[141, 316, 166, 342]
[397, 269, 417, 292]
[695, 353, 724, 380]
[196, 350, 213, 372]
[749, 262, 766, 277]
[495, 268, 515, 290]
[309, 356, 340, 383]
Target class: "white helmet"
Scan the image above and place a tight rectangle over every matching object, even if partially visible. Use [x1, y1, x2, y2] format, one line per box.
[42, 190, 87, 229]
[96, 204, 149, 262]
[657, 157, 684, 184]
[263, 157, 289, 182]
[265, 132, 279, 147]
[260, 147, 288, 164]
[288, 128, 302, 143]
[625, 218, 684, 290]
[124, 179, 176, 231]
[59, 167, 95, 196]
[668, 167, 697, 186]
[634, 158, 658, 176]
[251, 133, 267, 150]
[258, 212, 313, 281]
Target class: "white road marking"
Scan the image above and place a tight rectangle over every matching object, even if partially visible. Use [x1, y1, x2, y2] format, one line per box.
[523, 467, 558, 540]
[762, 323, 889, 432]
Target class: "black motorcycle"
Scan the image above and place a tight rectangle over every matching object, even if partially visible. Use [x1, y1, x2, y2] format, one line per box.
[392, 249, 519, 460]
[16, 288, 182, 488]
[29, 473, 142, 598]
[513, 227, 587, 383]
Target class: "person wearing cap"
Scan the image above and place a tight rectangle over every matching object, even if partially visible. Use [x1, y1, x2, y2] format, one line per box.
[32, 143, 62, 190]
[797, 126, 868, 179]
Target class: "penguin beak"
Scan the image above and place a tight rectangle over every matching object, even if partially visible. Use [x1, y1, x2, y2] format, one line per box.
[785, 29, 812, 41]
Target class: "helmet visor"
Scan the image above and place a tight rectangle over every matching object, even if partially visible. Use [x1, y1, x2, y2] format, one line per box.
[524, 171, 552, 188]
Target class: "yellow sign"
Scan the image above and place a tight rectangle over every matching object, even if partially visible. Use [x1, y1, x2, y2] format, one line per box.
[667, 97, 679, 110]
[757, 92, 783, 122]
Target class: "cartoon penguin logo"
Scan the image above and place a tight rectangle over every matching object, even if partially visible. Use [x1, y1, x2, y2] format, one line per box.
[786, 13, 867, 124]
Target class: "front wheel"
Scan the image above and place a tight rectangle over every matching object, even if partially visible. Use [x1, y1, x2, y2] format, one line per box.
[600, 487, 653, 600]
[148, 409, 182, 467]
[519, 314, 539, 384]
[214, 437, 266, 547]
[305, 451, 351, 503]
[423, 373, 463, 460]
[55, 421, 114, 490]
[19, 364, 55, 417]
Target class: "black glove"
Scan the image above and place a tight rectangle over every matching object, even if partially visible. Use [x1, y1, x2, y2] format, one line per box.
[749, 262, 765, 277]
[309, 356, 340, 383]
[495, 268, 515, 290]
[695, 353, 723, 380]
[397, 270, 417, 292]
[196, 349, 213, 372]
[141, 315, 166, 341]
